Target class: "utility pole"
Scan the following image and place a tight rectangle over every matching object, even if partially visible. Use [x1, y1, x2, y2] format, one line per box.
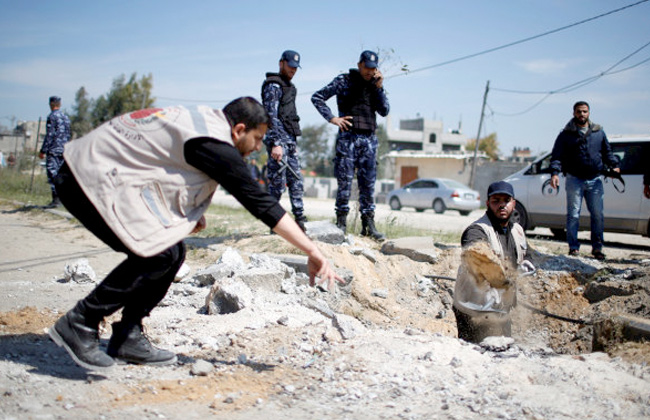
[29, 117, 42, 194]
[469, 80, 489, 189]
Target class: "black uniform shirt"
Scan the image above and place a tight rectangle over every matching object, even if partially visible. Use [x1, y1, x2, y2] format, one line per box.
[184, 137, 285, 228]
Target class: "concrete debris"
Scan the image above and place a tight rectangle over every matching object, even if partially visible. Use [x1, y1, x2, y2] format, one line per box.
[334, 268, 354, 285]
[63, 258, 96, 284]
[371, 288, 388, 299]
[305, 220, 346, 244]
[190, 359, 214, 376]
[348, 247, 364, 255]
[193, 247, 246, 286]
[348, 247, 377, 263]
[281, 273, 310, 294]
[266, 253, 308, 275]
[479, 336, 515, 352]
[361, 249, 377, 263]
[434, 242, 459, 250]
[333, 313, 366, 340]
[235, 266, 286, 292]
[380, 237, 439, 264]
[302, 298, 335, 319]
[205, 278, 253, 315]
[537, 254, 601, 275]
[416, 276, 434, 296]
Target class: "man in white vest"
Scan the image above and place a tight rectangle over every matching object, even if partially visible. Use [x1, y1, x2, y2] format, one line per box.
[453, 181, 534, 343]
[48, 97, 343, 370]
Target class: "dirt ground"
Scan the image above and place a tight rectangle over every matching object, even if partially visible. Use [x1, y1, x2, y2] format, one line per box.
[1, 202, 649, 419]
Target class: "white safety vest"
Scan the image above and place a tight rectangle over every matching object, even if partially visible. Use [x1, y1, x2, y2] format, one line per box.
[453, 214, 527, 317]
[64, 105, 233, 257]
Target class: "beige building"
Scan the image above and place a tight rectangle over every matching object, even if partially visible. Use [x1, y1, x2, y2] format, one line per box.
[0, 120, 46, 156]
[382, 115, 485, 187]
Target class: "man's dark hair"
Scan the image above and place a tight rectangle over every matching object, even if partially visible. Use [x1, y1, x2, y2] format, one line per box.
[573, 101, 589, 111]
[223, 97, 269, 130]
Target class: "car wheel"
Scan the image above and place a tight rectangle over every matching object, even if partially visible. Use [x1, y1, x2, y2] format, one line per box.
[550, 228, 567, 241]
[433, 199, 446, 214]
[513, 202, 529, 230]
[389, 197, 401, 211]
[459, 210, 471, 216]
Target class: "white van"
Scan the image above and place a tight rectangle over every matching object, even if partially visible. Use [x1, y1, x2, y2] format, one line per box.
[504, 135, 650, 238]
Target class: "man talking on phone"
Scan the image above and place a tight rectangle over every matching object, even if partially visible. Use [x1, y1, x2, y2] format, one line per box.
[311, 50, 390, 240]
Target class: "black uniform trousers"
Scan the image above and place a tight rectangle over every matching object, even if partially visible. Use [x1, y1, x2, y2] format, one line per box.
[54, 162, 185, 327]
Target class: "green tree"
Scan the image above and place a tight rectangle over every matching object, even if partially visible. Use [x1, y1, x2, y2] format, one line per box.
[70, 87, 94, 138]
[466, 132, 499, 160]
[299, 123, 334, 177]
[90, 72, 155, 126]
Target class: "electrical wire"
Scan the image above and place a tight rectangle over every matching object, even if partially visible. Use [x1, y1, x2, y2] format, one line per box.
[152, 1, 648, 103]
[492, 39, 650, 95]
[384, 0, 648, 80]
[490, 43, 650, 116]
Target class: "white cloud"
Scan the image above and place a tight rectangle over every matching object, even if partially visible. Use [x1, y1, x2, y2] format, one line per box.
[516, 58, 570, 74]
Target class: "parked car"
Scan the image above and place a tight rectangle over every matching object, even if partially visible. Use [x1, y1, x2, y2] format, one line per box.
[387, 178, 481, 215]
[504, 135, 650, 238]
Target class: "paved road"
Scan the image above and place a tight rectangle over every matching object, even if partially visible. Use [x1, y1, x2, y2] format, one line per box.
[211, 189, 650, 249]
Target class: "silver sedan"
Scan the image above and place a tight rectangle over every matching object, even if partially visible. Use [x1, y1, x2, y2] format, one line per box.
[387, 178, 481, 216]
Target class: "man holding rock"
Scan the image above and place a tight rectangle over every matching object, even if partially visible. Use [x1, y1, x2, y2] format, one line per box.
[452, 181, 534, 343]
[49, 97, 342, 370]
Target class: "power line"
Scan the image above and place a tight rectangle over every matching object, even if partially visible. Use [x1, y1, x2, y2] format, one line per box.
[489, 40, 650, 116]
[492, 39, 650, 95]
[385, 0, 648, 80]
[155, 0, 648, 103]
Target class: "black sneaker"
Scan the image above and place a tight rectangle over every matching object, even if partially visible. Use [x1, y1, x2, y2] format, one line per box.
[568, 249, 579, 257]
[49, 310, 115, 370]
[592, 250, 606, 261]
[107, 321, 177, 366]
[44, 198, 61, 209]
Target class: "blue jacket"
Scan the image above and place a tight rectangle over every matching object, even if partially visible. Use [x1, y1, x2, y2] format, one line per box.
[41, 109, 71, 156]
[550, 119, 618, 180]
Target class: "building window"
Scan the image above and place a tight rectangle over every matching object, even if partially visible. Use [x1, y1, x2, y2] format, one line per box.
[442, 144, 461, 151]
[429, 133, 437, 143]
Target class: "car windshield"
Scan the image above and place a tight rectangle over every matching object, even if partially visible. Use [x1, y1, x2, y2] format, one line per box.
[440, 179, 469, 189]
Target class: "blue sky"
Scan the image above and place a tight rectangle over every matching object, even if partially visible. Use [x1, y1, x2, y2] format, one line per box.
[1, 0, 649, 156]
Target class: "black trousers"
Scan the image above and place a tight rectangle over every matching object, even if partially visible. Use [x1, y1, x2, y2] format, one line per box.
[54, 162, 185, 326]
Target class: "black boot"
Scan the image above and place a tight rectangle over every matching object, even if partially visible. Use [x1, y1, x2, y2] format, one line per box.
[49, 306, 115, 370]
[360, 212, 386, 241]
[295, 215, 308, 232]
[336, 211, 348, 233]
[44, 197, 61, 209]
[107, 321, 177, 365]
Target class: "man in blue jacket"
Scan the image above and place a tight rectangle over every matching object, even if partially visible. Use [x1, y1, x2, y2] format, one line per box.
[550, 101, 619, 260]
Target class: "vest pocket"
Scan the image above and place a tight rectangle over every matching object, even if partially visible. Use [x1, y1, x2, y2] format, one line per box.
[176, 182, 216, 219]
[113, 182, 176, 241]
